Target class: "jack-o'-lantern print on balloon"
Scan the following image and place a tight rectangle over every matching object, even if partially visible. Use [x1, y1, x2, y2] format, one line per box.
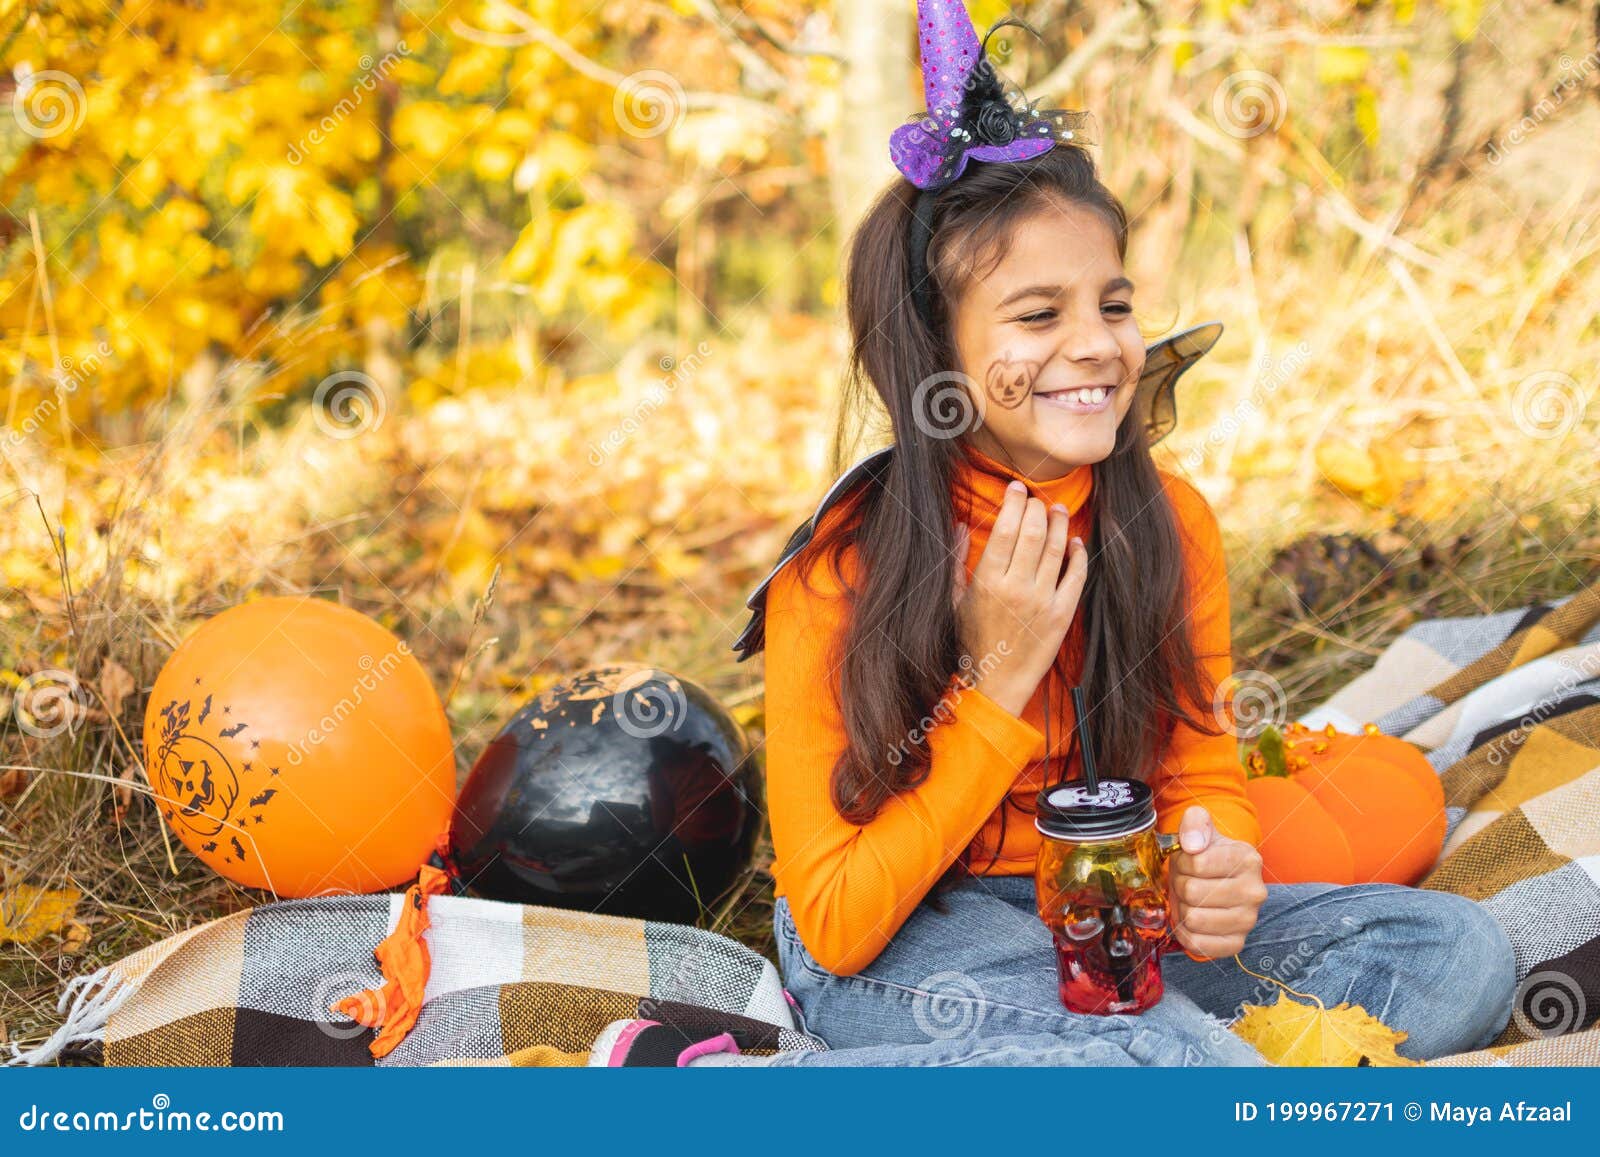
[143, 596, 456, 897]
[149, 696, 245, 839]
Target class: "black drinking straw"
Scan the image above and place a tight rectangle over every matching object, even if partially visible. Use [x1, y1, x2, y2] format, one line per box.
[1070, 685, 1100, 796]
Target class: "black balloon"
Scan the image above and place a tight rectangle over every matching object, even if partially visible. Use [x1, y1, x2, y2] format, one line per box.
[448, 664, 762, 922]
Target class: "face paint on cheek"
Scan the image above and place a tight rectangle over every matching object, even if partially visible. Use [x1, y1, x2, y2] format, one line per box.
[984, 353, 1040, 409]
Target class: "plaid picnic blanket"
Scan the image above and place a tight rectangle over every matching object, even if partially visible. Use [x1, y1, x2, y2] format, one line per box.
[8, 894, 825, 1066]
[12, 582, 1600, 1067]
[1294, 581, 1600, 1065]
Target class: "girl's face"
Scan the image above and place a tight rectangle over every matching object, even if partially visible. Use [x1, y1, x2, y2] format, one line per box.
[949, 202, 1145, 480]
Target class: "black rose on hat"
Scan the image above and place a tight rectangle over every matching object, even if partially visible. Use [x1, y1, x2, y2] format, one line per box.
[973, 101, 1019, 147]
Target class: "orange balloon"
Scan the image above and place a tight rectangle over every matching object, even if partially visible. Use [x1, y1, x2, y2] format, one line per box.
[1245, 775, 1356, 886]
[142, 596, 455, 897]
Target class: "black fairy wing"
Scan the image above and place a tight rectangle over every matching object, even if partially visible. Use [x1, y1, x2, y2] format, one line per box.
[1136, 321, 1223, 446]
[730, 447, 893, 662]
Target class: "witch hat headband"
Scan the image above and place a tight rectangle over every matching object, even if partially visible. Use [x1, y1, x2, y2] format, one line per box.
[892, 1, 1098, 328]
[890, 0, 1092, 190]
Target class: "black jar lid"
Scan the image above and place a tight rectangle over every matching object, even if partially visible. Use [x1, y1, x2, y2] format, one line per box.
[1034, 777, 1155, 840]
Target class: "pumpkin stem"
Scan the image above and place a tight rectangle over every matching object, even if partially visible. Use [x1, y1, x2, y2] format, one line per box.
[1244, 723, 1289, 778]
[1232, 954, 1327, 1010]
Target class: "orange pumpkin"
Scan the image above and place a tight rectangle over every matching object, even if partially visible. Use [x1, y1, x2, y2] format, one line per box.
[1242, 721, 1446, 887]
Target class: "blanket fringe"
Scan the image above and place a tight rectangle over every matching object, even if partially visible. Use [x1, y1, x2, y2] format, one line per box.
[5, 966, 137, 1067]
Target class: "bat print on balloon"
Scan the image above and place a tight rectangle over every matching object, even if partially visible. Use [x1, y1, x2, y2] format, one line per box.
[984, 353, 1040, 409]
[151, 686, 280, 864]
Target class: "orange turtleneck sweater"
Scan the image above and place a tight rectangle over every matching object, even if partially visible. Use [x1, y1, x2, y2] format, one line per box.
[761, 442, 1261, 976]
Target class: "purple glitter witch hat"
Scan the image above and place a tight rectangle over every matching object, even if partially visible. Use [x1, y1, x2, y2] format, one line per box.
[889, 0, 1094, 190]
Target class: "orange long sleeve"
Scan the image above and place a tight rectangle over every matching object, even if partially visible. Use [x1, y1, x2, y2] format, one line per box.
[760, 464, 1259, 977]
[1150, 475, 1262, 848]
[762, 541, 1049, 976]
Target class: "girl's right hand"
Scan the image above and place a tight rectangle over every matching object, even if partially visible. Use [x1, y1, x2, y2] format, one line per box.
[951, 480, 1089, 718]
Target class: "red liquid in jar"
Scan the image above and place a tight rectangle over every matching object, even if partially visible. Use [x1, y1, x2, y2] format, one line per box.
[1051, 886, 1172, 1015]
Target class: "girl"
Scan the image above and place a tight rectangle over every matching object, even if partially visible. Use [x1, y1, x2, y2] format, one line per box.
[592, 1, 1516, 1068]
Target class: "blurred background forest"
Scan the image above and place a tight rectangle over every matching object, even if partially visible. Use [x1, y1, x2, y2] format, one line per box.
[2, 0, 1599, 1050]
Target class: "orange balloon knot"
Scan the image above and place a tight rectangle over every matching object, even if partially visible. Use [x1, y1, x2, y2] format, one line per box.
[330, 862, 453, 1059]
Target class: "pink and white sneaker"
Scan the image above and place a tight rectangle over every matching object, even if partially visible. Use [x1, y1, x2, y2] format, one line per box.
[588, 1018, 743, 1067]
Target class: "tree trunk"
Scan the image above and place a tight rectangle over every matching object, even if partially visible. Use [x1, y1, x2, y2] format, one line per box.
[365, 0, 403, 412]
[829, 0, 913, 247]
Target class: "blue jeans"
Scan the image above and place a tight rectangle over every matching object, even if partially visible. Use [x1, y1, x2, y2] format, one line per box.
[756, 876, 1516, 1066]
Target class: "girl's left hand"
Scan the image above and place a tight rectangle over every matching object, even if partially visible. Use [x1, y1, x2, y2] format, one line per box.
[1167, 805, 1268, 959]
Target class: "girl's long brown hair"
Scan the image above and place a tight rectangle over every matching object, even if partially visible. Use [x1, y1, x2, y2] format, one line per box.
[800, 143, 1224, 862]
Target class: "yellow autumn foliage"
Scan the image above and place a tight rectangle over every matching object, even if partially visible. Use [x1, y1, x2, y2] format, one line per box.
[2, 0, 767, 427]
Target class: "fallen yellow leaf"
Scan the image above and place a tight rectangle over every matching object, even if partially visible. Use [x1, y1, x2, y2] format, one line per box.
[1232, 990, 1418, 1066]
[61, 920, 93, 955]
[0, 885, 82, 946]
